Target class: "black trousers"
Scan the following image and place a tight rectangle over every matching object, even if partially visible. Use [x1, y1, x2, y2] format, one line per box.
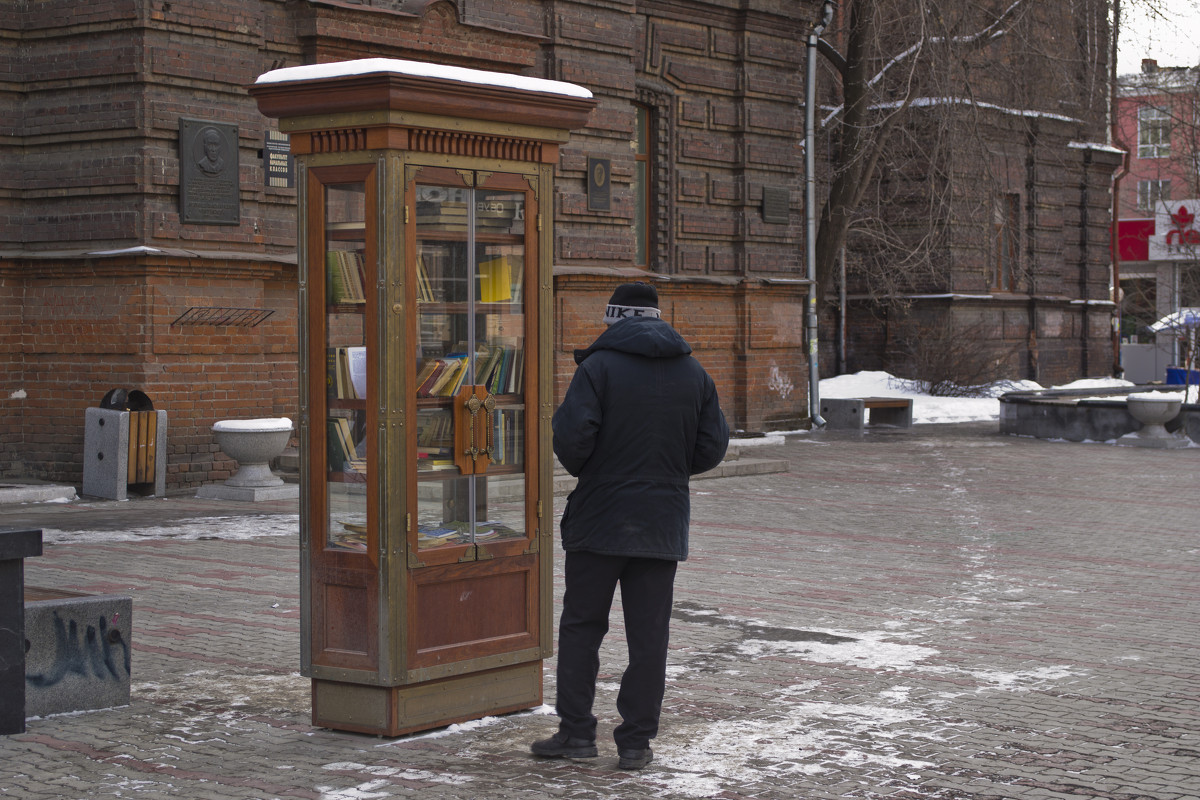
[554, 551, 678, 749]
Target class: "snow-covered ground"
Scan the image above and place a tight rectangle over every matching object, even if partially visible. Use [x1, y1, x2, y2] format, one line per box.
[818, 370, 1135, 425]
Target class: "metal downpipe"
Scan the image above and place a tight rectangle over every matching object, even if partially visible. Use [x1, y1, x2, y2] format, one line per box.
[805, 1, 834, 429]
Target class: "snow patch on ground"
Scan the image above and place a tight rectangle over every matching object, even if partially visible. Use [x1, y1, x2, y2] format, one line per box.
[735, 629, 939, 671]
[40, 515, 300, 544]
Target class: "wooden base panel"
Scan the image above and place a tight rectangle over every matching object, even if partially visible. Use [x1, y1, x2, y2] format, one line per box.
[311, 660, 543, 736]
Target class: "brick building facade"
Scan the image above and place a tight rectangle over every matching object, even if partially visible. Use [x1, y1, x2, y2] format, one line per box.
[4, 0, 1118, 491]
[2, 0, 814, 492]
[824, 0, 1122, 387]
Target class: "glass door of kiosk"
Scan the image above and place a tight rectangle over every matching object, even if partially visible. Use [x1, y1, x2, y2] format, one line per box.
[405, 167, 541, 671]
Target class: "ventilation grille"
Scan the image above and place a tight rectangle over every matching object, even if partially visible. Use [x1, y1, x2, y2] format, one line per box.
[171, 307, 275, 328]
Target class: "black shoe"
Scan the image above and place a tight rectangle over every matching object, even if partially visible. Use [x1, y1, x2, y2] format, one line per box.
[617, 746, 653, 770]
[531, 731, 598, 759]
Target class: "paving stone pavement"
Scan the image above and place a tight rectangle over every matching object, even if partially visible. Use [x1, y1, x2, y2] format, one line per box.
[1, 422, 1198, 800]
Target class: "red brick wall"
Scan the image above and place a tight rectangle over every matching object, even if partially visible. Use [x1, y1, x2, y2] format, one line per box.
[554, 273, 809, 431]
[0, 256, 298, 490]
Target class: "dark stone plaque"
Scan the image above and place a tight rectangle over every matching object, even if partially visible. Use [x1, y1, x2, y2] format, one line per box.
[762, 186, 790, 224]
[587, 157, 611, 212]
[180, 118, 239, 225]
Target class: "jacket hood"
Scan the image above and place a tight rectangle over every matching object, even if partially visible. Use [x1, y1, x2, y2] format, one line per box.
[574, 316, 693, 364]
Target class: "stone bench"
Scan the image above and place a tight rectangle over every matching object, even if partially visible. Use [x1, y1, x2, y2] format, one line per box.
[821, 397, 914, 431]
[24, 586, 132, 718]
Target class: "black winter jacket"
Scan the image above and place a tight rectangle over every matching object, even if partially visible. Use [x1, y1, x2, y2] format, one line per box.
[552, 316, 729, 560]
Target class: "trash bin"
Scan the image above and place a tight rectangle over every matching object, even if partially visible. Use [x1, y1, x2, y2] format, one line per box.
[82, 389, 167, 500]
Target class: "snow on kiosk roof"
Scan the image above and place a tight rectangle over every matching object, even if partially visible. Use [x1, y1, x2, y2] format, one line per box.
[255, 58, 592, 99]
[249, 58, 596, 133]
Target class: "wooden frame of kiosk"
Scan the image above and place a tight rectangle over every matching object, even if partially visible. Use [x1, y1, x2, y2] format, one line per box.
[250, 60, 594, 736]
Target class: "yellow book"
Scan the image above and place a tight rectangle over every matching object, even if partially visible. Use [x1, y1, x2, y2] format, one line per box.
[478, 256, 512, 303]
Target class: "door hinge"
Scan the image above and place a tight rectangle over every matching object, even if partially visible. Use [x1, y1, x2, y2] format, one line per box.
[404, 204, 410, 224]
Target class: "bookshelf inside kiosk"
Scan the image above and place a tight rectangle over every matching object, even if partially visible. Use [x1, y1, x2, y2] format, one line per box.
[251, 59, 594, 736]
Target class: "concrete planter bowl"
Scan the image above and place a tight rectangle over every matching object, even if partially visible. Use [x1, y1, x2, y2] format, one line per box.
[197, 418, 299, 501]
[1120, 392, 1188, 449]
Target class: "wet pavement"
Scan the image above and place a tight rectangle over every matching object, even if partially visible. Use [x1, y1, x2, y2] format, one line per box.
[1, 422, 1198, 799]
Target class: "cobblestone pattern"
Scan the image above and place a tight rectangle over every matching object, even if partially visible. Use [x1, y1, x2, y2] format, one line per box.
[2, 425, 1198, 799]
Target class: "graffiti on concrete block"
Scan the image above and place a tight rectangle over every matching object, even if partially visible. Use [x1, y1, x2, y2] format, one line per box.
[26, 612, 131, 688]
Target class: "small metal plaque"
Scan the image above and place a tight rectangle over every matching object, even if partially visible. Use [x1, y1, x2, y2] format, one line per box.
[263, 130, 293, 189]
[179, 118, 239, 225]
[762, 186, 790, 224]
[587, 157, 611, 212]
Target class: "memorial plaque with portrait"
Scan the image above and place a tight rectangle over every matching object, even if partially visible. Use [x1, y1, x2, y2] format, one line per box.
[179, 118, 239, 225]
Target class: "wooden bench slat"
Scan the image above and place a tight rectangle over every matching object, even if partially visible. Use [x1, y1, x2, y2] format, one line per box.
[24, 586, 90, 602]
[859, 397, 911, 408]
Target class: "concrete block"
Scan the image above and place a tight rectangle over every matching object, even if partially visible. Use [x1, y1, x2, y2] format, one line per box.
[24, 591, 132, 718]
[1, 528, 41, 735]
[821, 398, 865, 430]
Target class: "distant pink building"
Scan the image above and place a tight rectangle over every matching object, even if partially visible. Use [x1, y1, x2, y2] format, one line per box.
[1114, 59, 1200, 380]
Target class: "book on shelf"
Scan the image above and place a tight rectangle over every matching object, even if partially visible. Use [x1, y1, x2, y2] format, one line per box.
[347, 346, 367, 399]
[478, 256, 512, 303]
[417, 201, 467, 216]
[327, 418, 350, 471]
[330, 519, 368, 551]
[479, 345, 523, 395]
[327, 416, 365, 474]
[328, 347, 349, 399]
[328, 347, 366, 400]
[416, 201, 467, 229]
[417, 524, 466, 547]
[415, 255, 435, 303]
[415, 359, 443, 395]
[416, 408, 453, 469]
[415, 353, 468, 397]
[417, 408, 452, 448]
[489, 408, 524, 467]
[328, 537, 368, 552]
[474, 520, 520, 540]
[431, 353, 468, 397]
[427, 360, 460, 397]
[326, 250, 366, 304]
[476, 346, 503, 393]
[507, 348, 524, 394]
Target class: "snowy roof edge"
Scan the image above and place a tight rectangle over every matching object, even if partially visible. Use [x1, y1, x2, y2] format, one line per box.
[254, 58, 592, 100]
[1068, 141, 1125, 154]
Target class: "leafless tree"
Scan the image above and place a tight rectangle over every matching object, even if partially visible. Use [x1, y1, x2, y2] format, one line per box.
[810, 0, 1115, 385]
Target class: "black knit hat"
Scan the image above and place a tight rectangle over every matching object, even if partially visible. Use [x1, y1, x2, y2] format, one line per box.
[604, 282, 660, 325]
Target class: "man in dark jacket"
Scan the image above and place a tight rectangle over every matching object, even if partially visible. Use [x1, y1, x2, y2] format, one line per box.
[531, 282, 729, 770]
